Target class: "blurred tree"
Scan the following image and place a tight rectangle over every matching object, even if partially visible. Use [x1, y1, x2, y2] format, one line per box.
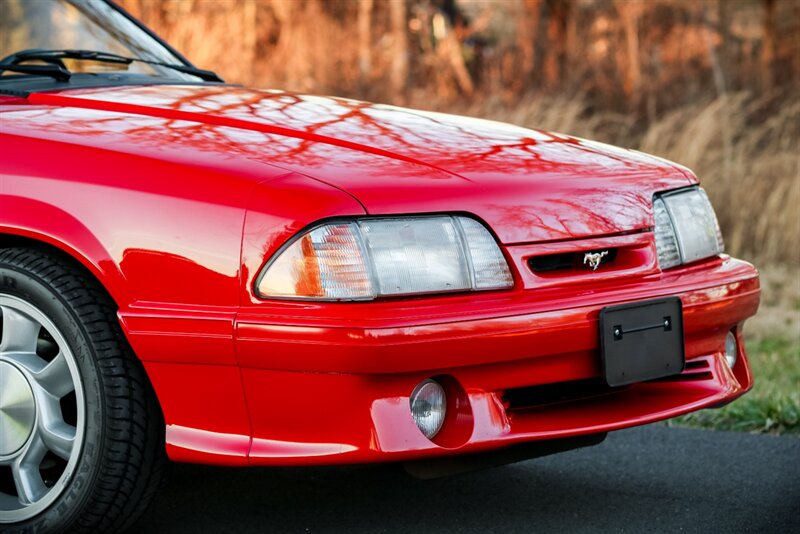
[517, 0, 542, 94]
[542, 0, 569, 90]
[358, 0, 373, 89]
[389, 0, 409, 100]
[116, 0, 799, 111]
[616, 0, 644, 105]
[761, 0, 776, 90]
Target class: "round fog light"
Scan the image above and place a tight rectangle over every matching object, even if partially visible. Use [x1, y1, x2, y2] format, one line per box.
[725, 331, 738, 369]
[410, 379, 446, 439]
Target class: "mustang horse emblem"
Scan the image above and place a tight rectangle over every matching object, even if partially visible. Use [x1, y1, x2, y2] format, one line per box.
[583, 250, 609, 270]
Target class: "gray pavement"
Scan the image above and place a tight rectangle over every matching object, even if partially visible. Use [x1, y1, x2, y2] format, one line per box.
[135, 425, 800, 533]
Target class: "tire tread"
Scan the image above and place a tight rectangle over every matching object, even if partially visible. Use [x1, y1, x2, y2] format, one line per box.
[0, 247, 166, 533]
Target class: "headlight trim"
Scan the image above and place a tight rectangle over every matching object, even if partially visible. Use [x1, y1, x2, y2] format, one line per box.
[255, 214, 514, 301]
[654, 186, 725, 270]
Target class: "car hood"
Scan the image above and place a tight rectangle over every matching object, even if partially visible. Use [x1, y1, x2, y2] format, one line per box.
[18, 85, 694, 244]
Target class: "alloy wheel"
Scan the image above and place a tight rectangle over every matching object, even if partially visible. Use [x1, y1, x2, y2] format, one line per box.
[0, 294, 85, 523]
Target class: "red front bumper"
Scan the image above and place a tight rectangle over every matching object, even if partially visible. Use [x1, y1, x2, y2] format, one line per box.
[132, 257, 759, 466]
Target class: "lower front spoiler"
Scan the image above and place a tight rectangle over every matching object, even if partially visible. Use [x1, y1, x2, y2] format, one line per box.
[139, 259, 758, 466]
[360, 350, 751, 464]
[156, 347, 752, 466]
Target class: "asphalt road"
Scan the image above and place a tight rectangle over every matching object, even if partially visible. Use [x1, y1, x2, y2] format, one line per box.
[135, 425, 799, 533]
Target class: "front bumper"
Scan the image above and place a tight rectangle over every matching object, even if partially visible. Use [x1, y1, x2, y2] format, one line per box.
[134, 257, 759, 466]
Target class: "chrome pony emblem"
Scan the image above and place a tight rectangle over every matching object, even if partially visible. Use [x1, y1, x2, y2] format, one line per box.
[583, 250, 609, 271]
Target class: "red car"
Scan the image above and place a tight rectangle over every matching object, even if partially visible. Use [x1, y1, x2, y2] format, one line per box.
[0, 1, 759, 532]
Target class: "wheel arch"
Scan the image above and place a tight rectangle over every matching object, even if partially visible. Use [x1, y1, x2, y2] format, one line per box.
[0, 199, 130, 309]
[0, 228, 167, 419]
[0, 246, 168, 530]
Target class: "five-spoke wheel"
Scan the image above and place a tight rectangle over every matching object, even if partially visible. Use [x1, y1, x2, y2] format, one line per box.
[0, 248, 165, 533]
[0, 295, 85, 521]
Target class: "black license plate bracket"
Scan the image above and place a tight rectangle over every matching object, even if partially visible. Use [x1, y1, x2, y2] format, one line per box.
[599, 297, 685, 387]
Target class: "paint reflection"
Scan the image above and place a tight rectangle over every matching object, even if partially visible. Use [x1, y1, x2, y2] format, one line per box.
[3, 84, 691, 244]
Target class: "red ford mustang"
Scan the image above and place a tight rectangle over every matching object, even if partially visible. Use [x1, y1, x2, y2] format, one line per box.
[0, 1, 760, 532]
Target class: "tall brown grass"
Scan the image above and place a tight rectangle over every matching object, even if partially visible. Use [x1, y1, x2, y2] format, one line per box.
[442, 90, 800, 266]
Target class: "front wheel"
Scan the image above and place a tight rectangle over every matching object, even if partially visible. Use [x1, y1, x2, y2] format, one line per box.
[0, 248, 165, 533]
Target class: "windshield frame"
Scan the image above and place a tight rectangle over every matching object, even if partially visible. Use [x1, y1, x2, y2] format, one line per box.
[105, 0, 194, 69]
[0, 0, 226, 96]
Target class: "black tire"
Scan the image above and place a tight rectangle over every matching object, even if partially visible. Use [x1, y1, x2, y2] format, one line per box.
[0, 247, 166, 533]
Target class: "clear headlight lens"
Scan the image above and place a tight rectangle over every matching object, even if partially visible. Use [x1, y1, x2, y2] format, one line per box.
[653, 197, 681, 269]
[256, 215, 513, 300]
[654, 187, 724, 270]
[358, 217, 471, 296]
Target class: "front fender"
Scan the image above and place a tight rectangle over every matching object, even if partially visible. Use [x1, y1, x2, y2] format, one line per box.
[0, 194, 131, 307]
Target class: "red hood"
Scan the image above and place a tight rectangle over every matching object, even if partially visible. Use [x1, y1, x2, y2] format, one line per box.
[14, 85, 694, 243]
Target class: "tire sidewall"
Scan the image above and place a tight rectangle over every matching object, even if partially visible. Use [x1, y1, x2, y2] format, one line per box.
[1, 263, 105, 533]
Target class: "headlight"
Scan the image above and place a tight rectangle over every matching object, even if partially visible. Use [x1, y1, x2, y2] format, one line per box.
[256, 215, 513, 300]
[654, 186, 724, 270]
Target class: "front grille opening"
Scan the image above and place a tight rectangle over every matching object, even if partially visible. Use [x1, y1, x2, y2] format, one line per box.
[652, 358, 713, 382]
[684, 359, 710, 371]
[504, 360, 715, 410]
[651, 371, 713, 382]
[503, 378, 620, 411]
[528, 248, 618, 273]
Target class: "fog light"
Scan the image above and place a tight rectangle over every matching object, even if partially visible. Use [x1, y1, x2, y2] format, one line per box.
[410, 379, 446, 439]
[725, 330, 738, 369]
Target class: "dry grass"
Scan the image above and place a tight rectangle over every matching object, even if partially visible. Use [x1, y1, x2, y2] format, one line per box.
[638, 91, 800, 266]
[747, 264, 800, 344]
[433, 90, 800, 268]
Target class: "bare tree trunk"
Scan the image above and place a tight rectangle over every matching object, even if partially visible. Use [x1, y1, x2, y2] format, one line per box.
[357, 0, 373, 92]
[761, 0, 776, 90]
[543, 0, 569, 90]
[701, 3, 732, 208]
[717, 0, 731, 89]
[242, 0, 257, 85]
[389, 0, 409, 101]
[517, 0, 541, 92]
[618, 1, 642, 107]
[441, 31, 474, 96]
[703, 3, 727, 97]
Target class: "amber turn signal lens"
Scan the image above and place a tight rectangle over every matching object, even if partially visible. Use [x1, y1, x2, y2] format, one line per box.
[257, 223, 374, 300]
